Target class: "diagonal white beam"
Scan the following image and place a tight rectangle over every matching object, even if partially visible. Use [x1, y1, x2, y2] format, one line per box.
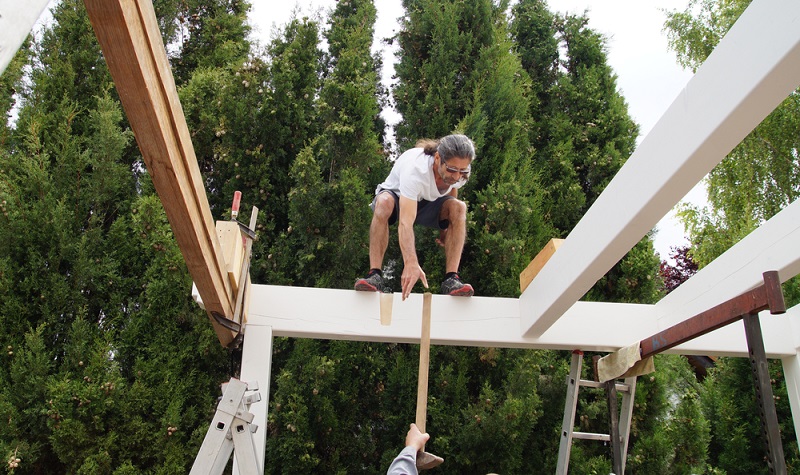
[653, 199, 800, 329]
[519, 0, 800, 338]
[0, 0, 50, 75]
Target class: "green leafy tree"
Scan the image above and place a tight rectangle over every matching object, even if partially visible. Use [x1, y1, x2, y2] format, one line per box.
[171, 0, 252, 86]
[665, 0, 800, 470]
[280, 0, 389, 288]
[0, 39, 29, 146]
[512, 7, 662, 305]
[457, 13, 553, 297]
[179, 8, 325, 287]
[666, 0, 800, 276]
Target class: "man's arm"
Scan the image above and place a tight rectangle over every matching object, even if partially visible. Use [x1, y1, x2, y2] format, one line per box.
[398, 195, 428, 300]
[386, 424, 430, 475]
[387, 446, 418, 475]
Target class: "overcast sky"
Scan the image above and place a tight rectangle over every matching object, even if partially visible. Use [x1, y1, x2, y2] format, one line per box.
[247, 0, 702, 261]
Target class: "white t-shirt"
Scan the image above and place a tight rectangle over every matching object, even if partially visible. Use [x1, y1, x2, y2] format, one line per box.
[376, 148, 465, 202]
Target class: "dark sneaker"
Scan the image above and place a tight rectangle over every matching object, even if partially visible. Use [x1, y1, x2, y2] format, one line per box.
[441, 274, 474, 296]
[355, 270, 384, 292]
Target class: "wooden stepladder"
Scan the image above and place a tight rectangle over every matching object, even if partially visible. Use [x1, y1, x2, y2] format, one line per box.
[556, 350, 637, 475]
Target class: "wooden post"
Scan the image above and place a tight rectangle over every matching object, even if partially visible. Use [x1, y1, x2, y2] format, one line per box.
[416, 293, 432, 432]
[415, 293, 444, 470]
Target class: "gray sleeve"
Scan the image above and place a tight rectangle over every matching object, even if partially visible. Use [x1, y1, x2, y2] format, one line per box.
[387, 445, 418, 475]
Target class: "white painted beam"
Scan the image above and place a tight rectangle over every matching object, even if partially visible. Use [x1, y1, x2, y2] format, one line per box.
[0, 0, 50, 75]
[247, 286, 799, 357]
[519, 0, 800, 337]
[247, 287, 648, 350]
[782, 350, 800, 448]
[234, 323, 272, 475]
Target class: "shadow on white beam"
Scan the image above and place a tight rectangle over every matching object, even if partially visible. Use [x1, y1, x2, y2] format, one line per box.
[519, 0, 800, 338]
[247, 286, 658, 351]
[247, 286, 799, 358]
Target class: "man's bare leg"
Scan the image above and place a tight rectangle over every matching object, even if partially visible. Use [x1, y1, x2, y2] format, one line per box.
[356, 193, 396, 292]
[440, 199, 467, 273]
[369, 192, 394, 270]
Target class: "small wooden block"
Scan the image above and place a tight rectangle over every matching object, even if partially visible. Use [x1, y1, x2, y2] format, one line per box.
[215, 221, 245, 292]
[379, 292, 393, 326]
[519, 238, 564, 293]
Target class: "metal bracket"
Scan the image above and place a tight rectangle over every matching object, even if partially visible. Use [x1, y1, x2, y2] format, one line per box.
[743, 313, 787, 474]
[211, 311, 241, 333]
[228, 206, 259, 347]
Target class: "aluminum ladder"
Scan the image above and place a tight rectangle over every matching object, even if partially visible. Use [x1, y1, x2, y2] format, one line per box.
[556, 350, 636, 474]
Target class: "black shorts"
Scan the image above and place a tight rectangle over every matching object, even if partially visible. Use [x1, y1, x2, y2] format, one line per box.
[371, 190, 453, 230]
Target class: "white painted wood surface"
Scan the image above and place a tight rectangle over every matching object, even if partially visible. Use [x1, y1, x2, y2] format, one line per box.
[233, 324, 272, 475]
[654, 199, 800, 329]
[0, 0, 50, 75]
[782, 351, 800, 448]
[247, 285, 799, 358]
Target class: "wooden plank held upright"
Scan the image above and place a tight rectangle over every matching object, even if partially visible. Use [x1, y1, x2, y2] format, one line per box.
[84, 0, 236, 345]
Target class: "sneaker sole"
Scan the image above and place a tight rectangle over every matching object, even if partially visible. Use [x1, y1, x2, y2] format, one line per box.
[447, 284, 474, 297]
[354, 280, 380, 292]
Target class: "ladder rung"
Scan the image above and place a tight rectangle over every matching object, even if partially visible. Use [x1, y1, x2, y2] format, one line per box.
[578, 379, 631, 393]
[572, 431, 611, 442]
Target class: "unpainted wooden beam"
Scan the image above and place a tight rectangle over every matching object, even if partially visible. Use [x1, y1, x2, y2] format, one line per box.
[520, 238, 564, 293]
[83, 0, 235, 345]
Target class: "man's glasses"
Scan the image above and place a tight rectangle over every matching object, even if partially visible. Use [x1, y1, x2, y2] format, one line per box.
[443, 163, 471, 179]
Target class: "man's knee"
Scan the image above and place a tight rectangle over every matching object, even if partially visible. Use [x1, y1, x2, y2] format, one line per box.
[442, 198, 467, 221]
[373, 193, 396, 220]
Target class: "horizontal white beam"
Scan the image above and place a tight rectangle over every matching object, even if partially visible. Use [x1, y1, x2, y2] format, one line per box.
[246, 286, 799, 357]
[519, 0, 800, 337]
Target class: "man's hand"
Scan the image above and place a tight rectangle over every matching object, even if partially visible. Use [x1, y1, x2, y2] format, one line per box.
[401, 263, 428, 300]
[435, 228, 448, 247]
[398, 195, 427, 300]
[405, 423, 430, 453]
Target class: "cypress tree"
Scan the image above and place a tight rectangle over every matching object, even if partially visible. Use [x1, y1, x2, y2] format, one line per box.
[393, 0, 496, 148]
[278, 0, 390, 289]
[171, 0, 252, 86]
[458, 15, 552, 297]
[0, 1, 229, 471]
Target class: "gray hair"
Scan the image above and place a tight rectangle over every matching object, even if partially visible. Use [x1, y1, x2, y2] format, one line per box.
[417, 134, 476, 163]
